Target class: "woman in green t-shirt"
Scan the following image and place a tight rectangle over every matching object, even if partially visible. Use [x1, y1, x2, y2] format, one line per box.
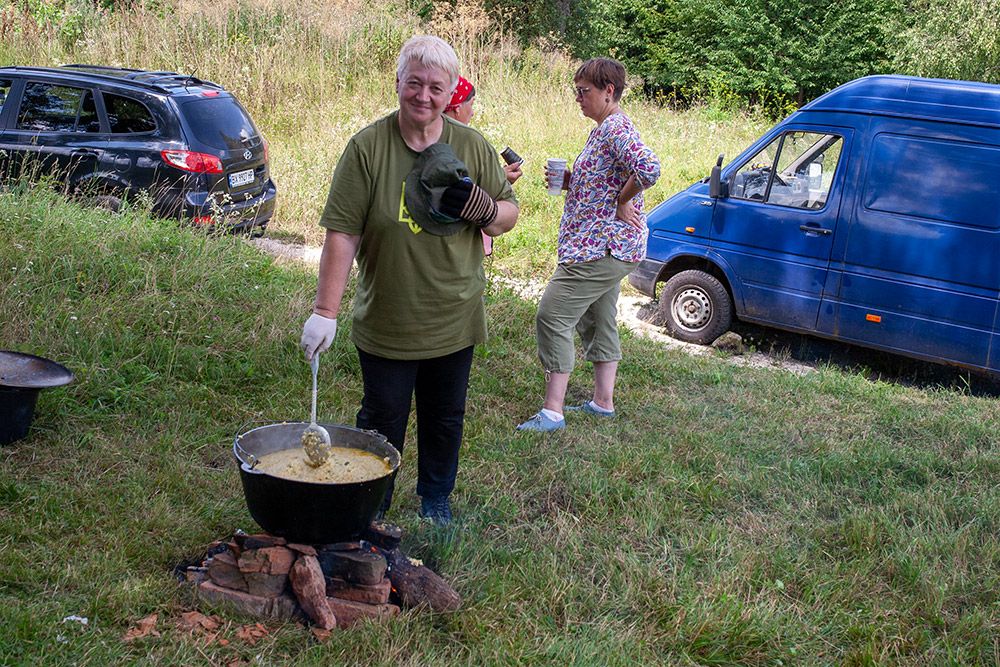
[300, 35, 519, 526]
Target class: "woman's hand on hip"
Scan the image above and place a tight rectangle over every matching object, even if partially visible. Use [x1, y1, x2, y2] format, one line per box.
[616, 200, 643, 229]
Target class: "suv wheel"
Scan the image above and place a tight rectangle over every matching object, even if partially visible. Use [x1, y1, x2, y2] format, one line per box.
[659, 269, 732, 344]
[93, 194, 122, 213]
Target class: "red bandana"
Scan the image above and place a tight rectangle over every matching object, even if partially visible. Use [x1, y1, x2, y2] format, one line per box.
[445, 76, 474, 112]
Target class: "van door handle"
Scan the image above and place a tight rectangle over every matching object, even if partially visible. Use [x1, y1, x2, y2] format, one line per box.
[799, 224, 832, 236]
[71, 149, 99, 158]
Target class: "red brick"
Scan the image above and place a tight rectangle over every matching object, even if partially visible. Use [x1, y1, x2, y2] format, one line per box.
[208, 551, 248, 592]
[326, 576, 391, 604]
[317, 549, 387, 585]
[195, 581, 299, 621]
[235, 533, 287, 550]
[261, 547, 295, 575]
[245, 572, 288, 598]
[325, 596, 399, 627]
[287, 543, 317, 557]
[238, 546, 294, 575]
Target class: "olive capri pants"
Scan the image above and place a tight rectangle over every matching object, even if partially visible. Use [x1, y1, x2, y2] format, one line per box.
[536, 254, 638, 374]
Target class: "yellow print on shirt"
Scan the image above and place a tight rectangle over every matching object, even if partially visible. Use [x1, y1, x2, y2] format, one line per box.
[398, 181, 422, 234]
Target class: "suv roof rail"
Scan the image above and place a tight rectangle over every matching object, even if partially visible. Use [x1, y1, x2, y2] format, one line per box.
[61, 63, 144, 73]
[54, 64, 225, 93]
[0, 64, 175, 93]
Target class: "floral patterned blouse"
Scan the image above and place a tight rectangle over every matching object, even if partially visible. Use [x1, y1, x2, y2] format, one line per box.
[558, 112, 660, 265]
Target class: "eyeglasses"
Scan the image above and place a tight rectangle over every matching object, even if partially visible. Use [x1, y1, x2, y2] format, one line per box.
[573, 86, 591, 97]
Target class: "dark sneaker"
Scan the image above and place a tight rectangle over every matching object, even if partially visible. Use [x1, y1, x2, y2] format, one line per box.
[419, 495, 452, 526]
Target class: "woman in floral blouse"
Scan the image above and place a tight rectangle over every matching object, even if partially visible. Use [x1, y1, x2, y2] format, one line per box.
[517, 57, 660, 432]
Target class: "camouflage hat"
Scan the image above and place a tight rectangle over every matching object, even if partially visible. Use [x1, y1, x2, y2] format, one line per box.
[404, 142, 470, 236]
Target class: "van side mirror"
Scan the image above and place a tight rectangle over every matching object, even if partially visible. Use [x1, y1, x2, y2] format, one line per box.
[709, 153, 726, 198]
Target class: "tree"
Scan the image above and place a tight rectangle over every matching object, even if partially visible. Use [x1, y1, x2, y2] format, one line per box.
[586, 0, 905, 113]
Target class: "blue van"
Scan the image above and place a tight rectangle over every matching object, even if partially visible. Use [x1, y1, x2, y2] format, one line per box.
[630, 74, 1000, 377]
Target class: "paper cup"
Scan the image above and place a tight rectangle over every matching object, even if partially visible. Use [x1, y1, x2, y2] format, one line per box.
[546, 158, 567, 195]
[500, 146, 523, 166]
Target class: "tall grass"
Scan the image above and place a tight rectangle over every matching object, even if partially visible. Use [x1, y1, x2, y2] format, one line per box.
[0, 0, 768, 273]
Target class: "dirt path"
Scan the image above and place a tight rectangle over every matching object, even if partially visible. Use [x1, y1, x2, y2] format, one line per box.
[252, 237, 815, 376]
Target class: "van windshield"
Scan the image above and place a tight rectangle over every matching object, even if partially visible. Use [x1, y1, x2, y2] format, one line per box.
[181, 97, 258, 150]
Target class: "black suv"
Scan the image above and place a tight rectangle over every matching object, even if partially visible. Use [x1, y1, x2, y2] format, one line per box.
[0, 65, 275, 234]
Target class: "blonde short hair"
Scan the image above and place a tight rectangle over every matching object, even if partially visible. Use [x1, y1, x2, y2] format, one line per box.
[396, 35, 460, 91]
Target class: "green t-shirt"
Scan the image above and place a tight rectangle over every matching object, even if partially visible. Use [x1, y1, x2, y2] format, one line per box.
[320, 112, 517, 360]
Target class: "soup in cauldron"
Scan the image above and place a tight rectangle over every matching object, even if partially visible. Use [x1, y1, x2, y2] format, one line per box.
[253, 446, 392, 484]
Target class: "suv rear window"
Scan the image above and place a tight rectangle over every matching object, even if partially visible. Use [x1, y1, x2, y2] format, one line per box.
[0, 79, 10, 113]
[104, 93, 156, 134]
[18, 83, 100, 133]
[181, 97, 258, 150]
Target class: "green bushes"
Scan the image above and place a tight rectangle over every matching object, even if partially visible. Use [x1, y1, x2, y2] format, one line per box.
[896, 0, 1000, 82]
[584, 0, 905, 115]
[581, 0, 1000, 114]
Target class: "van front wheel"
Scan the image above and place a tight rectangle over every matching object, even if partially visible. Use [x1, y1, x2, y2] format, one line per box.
[659, 270, 732, 344]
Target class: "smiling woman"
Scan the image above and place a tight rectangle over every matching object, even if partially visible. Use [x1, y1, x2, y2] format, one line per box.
[298, 35, 521, 527]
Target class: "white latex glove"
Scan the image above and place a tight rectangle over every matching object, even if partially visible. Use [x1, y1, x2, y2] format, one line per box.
[300, 313, 337, 361]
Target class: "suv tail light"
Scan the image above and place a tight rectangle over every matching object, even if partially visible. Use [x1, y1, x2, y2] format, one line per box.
[161, 149, 223, 174]
[263, 138, 269, 165]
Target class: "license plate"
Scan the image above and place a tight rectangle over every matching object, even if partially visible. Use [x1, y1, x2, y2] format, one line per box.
[228, 168, 255, 188]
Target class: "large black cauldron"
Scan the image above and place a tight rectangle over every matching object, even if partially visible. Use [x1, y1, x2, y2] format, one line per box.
[233, 422, 400, 544]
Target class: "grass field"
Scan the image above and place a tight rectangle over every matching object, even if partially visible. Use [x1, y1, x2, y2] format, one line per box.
[1, 1, 999, 665]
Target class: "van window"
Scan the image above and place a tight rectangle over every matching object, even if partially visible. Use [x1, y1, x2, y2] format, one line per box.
[731, 131, 843, 209]
[17, 83, 100, 133]
[864, 135, 1000, 229]
[104, 93, 156, 134]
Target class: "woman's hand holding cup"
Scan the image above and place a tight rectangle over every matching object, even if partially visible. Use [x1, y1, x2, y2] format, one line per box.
[545, 158, 568, 195]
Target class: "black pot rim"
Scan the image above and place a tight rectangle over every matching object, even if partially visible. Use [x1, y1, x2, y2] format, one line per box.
[0, 350, 75, 389]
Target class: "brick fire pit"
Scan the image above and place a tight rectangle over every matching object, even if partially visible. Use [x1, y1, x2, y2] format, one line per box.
[181, 522, 460, 630]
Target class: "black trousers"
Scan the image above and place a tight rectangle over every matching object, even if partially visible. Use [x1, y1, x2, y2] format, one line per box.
[355, 345, 474, 508]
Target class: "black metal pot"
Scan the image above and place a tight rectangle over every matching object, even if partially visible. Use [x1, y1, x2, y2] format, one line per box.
[233, 422, 400, 544]
[0, 351, 75, 446]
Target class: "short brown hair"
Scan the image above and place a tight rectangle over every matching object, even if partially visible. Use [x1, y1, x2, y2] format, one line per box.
[574, 58, 627, 101]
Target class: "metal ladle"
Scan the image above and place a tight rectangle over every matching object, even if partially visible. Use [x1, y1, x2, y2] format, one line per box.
[301, 352, 332, 467]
